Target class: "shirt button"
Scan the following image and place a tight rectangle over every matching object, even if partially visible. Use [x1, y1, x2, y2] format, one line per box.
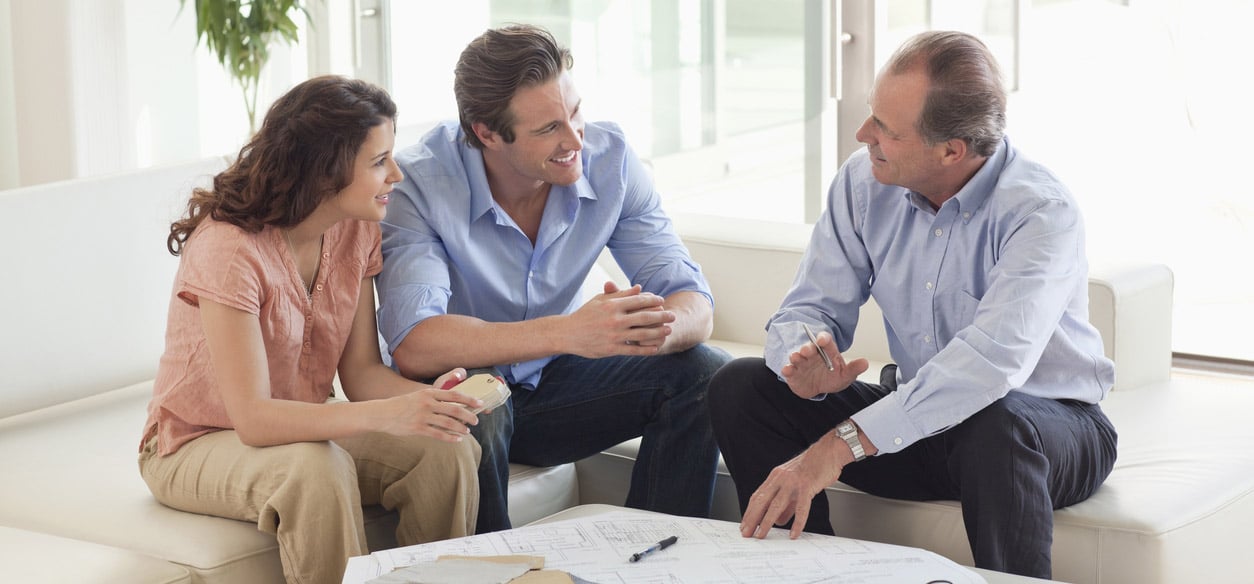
[322, 252, 330, 258]
[894, 437, 903, 445]
[925, 281, 933, 290]
[924, 335, 931, 343]
[315, 284, 323, 291]
[303, 342, 311, 348]
[934, 228, 943, 237]
[963, 212, 971, 220]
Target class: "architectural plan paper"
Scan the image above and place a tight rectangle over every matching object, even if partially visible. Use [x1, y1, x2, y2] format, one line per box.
[343, 510, 986, 584]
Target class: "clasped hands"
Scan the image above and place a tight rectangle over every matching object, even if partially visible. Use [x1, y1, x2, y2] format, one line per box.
[739, 328, 869, 540]
[566, 282, 675, 358]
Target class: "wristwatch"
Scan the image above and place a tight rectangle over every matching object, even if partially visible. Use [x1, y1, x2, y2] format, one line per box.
[835, 420, 866, 462]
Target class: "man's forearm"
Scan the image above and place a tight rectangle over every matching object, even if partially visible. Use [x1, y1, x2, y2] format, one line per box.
[659, 291, 714, 353]
[391, 314, 564, 380]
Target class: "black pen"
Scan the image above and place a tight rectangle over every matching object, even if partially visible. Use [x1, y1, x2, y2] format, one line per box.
[629, 535, 678, 562]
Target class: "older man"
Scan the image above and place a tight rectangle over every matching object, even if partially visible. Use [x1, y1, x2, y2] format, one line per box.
[709, 31, 1117, 579]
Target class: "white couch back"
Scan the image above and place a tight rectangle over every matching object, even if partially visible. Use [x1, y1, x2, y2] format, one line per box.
[0, 165, 1170, 422]
[0, 158, 227, 419]
[669, 212, 1173, 391]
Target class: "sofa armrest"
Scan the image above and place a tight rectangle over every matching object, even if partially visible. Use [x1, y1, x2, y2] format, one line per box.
[1088, 262, 1174, 390]
[670, 212, 810, 347]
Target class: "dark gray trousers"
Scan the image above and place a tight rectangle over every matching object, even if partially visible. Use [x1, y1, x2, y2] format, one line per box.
[708, 357, 1118, 579]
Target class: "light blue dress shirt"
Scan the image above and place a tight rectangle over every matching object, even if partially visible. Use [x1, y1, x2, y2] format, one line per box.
[377, 120, 712, 388]
[766, 137, 1114, 454]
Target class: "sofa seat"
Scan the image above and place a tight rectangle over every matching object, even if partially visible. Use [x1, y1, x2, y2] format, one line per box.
[1, 526, 191, 584]
[815, 373, 1254, 584]
[0, 382, 286, 584]
[0, 380, 580, 584]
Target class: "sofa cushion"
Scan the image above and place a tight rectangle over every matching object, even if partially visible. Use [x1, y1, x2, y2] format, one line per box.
[0, 379, 583, 583]
[823, 373, 1254, 584]
[0, 382, 284, 584]
[1, 526, 191, 584]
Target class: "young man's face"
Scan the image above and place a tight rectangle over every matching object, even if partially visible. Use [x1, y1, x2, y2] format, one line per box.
[479, 71, 585, 189]
[854, 68, 950, 196]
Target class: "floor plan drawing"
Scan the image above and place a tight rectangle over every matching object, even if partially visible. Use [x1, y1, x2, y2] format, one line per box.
[343, 510, 987, 584]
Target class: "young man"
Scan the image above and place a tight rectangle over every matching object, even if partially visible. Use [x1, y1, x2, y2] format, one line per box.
[377, 24, 730, 533]
[708, 31, 1118, 579]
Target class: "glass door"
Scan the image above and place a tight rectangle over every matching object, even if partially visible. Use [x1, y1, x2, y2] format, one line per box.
[368, 0, 842, 224]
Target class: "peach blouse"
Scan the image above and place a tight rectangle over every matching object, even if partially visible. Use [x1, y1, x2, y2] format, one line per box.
[141, 217, 382, 456]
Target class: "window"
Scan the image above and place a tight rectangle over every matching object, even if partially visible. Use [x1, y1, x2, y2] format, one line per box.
[363, 0, 1253, 364]
[380, 0, 830, 223]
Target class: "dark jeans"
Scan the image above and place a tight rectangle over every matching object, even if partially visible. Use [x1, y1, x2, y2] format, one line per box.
[708, 357, 1118, 579]
[469, 343, 730, 533]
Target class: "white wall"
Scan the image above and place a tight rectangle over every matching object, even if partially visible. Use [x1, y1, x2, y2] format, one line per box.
[69, 0, 133, 178]
[122, 0, 202, 169]
[0, 0, 17, 189]
[0, 0, 308, 189]
[8, 0, 75, 186]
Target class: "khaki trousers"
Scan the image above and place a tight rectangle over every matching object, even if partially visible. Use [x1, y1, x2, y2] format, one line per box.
[139, 430, 480, 584]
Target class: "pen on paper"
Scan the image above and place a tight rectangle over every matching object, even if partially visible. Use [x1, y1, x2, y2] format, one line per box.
[802, 323, 835, 371]
[629, 535, 678, 562]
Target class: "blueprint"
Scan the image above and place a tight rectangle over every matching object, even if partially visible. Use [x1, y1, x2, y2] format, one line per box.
[342, 509, 986, 584]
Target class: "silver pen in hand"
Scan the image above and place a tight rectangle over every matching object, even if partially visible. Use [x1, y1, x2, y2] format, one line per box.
[802, 323, 835, 371]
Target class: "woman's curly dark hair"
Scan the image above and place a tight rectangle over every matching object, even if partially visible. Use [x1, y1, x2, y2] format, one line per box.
[168, 75, 397, 255]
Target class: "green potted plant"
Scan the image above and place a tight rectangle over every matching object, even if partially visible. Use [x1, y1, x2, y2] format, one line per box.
[179, 0, 309, 132]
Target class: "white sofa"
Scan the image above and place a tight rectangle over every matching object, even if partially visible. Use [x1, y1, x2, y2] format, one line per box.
[0, 158, 575, 584]
[2, 158, 1252, 583]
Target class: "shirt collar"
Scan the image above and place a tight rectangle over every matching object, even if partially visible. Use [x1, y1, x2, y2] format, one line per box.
[900, 135, 1010, 218]
[460, 136, 599, 223]
[460, 141, 497, 222]
[950, 135, 1010, 215]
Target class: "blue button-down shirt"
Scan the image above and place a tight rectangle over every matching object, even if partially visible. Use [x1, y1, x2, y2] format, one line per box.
[766, 137, 1114, 454]
[378, 120, 712, 388]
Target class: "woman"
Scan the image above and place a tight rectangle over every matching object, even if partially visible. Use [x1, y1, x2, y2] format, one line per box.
[138, 76, 483, 584]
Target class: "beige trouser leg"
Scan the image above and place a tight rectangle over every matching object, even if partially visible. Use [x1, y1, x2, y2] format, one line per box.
[140, 431, 479, 584]
[333, 432, 480, 546]
[139, 431, 364, 584]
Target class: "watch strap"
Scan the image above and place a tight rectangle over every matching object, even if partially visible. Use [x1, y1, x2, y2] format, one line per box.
[836, 420, 866, 462]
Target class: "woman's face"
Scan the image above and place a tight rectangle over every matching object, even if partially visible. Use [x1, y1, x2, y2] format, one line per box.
[330, 119, 403, 223]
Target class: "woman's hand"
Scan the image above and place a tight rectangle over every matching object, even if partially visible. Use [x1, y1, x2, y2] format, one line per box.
[376, 368, 484, 442]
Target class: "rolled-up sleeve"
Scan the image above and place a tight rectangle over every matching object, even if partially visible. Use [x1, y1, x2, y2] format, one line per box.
[765, 166, 873, 374]
[606, 144, 713, 305]
[377, 183, 453, 352]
